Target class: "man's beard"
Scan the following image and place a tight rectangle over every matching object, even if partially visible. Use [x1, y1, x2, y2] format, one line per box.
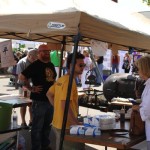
[42, 56, 50, 62]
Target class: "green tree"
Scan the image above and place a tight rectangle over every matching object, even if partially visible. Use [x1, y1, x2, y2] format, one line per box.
[143, 0, 150, 5]
[12, 44, 26, 52]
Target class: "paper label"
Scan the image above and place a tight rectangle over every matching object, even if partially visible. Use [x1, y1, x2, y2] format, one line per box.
[47, 22, 66, 29]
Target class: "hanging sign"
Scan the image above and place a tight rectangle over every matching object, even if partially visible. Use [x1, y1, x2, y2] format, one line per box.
[0, 40, 16, 68]
[90, 40, 108, 56]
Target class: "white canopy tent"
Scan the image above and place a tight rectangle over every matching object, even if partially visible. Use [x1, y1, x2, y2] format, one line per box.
[1, 1, 150, 149]
[0, 0, 150, 52]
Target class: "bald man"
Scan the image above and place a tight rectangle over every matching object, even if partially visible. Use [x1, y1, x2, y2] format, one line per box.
[19, 44, 57, 150]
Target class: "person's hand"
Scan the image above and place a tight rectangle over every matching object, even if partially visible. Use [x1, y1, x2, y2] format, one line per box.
[71, 119, 83, 126]
[132, 105, 140, 111]
[31, 85, 43, 93]
[77, 121, 83, 125]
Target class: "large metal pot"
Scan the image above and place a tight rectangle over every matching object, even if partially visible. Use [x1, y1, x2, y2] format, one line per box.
[103, 73, 137, 101]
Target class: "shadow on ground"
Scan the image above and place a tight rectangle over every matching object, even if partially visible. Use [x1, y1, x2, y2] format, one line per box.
[0, 93, 9, 96]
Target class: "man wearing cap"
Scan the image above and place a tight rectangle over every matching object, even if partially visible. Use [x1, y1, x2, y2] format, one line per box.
[19, 44, 57, 150]
[16, 48, 38, 127]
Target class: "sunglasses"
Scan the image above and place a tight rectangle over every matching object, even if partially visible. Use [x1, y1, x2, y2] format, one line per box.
[79, 64, 86, 68]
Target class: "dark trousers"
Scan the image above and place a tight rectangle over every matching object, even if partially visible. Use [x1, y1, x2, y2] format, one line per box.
[125, 68, 130, 73]
[31, 101, 53, 150]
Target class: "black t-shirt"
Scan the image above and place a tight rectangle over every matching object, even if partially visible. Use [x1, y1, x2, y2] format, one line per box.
[22, 59, 57, 101]
[97, 56, 104, 64]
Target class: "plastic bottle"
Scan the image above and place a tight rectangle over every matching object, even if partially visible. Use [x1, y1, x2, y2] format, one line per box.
[13, 110, 18, 128]
[120, 107, 125, 123]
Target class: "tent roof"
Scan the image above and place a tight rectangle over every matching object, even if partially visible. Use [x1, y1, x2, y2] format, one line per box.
[0, 0, 150, 52]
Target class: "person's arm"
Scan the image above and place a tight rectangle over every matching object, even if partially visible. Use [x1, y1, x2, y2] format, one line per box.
[46, 89, 54, 106]
[19, 73, 29, 84]
[46, 84, 55, 106]
[123, 56, 125, 62]
[60, 79, 81, 125]
[118, 55, 120, 64]
[132, 105, 140, 111]
[19, 73, 42, 93]
[111, 55, 113, 67]
[19, 73, 32, 90]
[140, 87, 150, 121]
[128, 56, 131, 64]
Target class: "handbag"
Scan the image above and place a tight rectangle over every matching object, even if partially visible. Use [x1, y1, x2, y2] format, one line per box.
[122, 63, 125, 69]
[122, 62, 130, 70]
[129, 105, 145, 136]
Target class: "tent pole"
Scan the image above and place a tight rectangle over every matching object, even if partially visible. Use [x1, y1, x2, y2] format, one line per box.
[88, 47, 104, 83]
[59, 36, 66, 78]
[59, 33, 81, 150]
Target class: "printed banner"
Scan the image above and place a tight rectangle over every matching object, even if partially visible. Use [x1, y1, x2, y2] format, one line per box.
[0, 40, 16, 68]
[90, 40, 108, 56]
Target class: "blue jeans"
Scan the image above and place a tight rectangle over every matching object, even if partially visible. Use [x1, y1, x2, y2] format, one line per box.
[96, 63, 103, 84]
[31, 101, 53, 150]
[93, 64, 103, 84]
[112, 64, 119, 74]
[62, 67, 68, 75]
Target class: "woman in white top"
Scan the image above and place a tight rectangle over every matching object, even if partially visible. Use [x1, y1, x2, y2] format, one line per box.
[135, 55, 150, 150]
[81, 50, 92, 89]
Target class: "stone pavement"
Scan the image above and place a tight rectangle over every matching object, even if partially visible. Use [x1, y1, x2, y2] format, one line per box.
[1, 74, 146, 150]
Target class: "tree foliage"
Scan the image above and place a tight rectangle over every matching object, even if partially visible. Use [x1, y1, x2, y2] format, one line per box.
[12, 44, 26, 52]
[143, 0, 150, 5]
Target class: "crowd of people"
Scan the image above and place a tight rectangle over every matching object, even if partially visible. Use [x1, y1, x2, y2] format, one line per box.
[17, 44, 86, 150]
[8, 43, 150, 150]
[10, 47, 134, 93]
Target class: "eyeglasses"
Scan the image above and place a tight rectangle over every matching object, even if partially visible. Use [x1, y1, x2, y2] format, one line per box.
[79, 64, 86, 68]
